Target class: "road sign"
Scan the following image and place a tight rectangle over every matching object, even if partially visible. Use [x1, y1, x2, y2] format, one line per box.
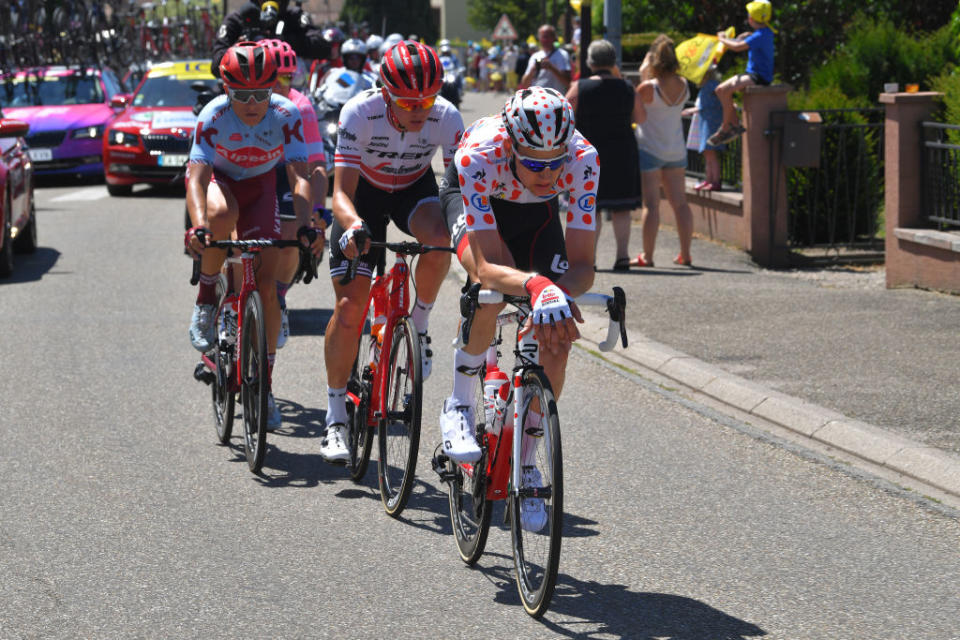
[492, 14, 518, 41]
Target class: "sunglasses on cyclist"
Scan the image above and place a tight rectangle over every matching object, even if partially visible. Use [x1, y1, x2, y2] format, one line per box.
[228, 87, 272, 103]
[514, 151, 569, 173]
[276, 74, 293, 86]
[390, 94, 437, 112]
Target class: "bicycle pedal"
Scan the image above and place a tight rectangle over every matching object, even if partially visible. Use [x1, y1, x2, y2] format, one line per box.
[193, 362, 214, 385]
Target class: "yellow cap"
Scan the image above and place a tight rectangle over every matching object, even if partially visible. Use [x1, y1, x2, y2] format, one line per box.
[746, 0, 772, 24]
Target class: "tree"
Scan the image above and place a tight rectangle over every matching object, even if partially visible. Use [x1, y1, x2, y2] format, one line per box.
[465, 0, 556, 42]
[340, 0, 438, 42]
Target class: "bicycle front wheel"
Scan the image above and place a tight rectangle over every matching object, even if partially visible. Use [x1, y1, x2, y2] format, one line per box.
[240, 291, 268, 474]
[509, 368, 563, 618]
[448, 366, 492, 564]
[377, 317, 422, 517]
[212, 275, 235, 445]
[348, 311, 376, 482]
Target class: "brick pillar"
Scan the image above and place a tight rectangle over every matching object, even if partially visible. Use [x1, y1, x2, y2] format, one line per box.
[741, 85, 790, 267]
[881, 92, 941, 239]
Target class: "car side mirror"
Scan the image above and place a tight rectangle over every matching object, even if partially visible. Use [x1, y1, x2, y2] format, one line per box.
[0, 119, 30, 138]
[110, 93, 131, 109]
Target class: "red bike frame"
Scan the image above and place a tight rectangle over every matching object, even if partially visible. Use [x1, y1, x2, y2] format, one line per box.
[347, 251, 411, 428]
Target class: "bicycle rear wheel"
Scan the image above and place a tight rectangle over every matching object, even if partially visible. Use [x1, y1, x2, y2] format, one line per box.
[348, 311, 376, 481]
[447, 367, 492, 564]
[240, 290, 268, 473]
[377, 317, 421, 517]
[211, 275, 235, 444]
[509, 368, 562, 618]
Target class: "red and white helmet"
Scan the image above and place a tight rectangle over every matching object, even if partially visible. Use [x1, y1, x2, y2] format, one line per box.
[501, 87, 575, 151]
[263, 39, 297, 75]
[219, 41, 277, 90]
[379, 41, 443, 98]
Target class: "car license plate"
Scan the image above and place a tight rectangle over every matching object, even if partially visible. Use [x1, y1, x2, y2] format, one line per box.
[28, 148, 53, 162]
[158, 154, 188, 167]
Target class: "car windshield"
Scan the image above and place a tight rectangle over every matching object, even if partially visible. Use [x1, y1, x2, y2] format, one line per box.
[0, 73, 104, 107]
[133, 76, 218, 108]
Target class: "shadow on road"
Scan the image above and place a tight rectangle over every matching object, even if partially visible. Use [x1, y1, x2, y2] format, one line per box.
[467, 556, 766, 638]
[289, 308, 333, 337]
[1, 247, 61, 284]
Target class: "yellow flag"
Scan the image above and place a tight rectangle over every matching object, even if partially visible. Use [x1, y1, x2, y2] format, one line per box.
[570, 0, 581, 10]
[675, 27, 735, 85]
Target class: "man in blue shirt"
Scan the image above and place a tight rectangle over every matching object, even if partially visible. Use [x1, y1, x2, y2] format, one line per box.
[708, 0, 776, 145]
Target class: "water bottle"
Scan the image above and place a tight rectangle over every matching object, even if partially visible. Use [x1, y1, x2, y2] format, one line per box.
[483, 365, 509, 434]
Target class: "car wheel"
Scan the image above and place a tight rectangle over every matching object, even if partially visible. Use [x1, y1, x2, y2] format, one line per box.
[0, 202, 14, 278]
[106, 182, 133, 197]
[13, 201, 37, 254]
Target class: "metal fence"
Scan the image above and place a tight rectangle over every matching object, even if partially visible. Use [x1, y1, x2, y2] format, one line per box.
[771, 108, 885, 254]
[921, 122, 960, 229]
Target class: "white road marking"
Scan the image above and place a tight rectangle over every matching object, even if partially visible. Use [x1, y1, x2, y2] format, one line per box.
[49, 186, 109, 202]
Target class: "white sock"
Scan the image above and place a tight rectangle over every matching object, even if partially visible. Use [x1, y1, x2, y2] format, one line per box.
[411, 297, 433, 335]
[326, 386, 347, 427]
[451, 349, 484, 406]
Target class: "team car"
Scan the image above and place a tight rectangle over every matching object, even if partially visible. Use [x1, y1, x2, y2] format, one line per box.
[0, 114, 36, 277]
[0, 66, 126, 177]
[102, 60, 219, 196]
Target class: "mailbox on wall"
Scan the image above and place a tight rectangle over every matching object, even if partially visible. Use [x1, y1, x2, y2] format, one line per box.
[782, 111, 823, 167]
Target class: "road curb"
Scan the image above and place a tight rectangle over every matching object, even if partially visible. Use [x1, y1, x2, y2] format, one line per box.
[576, 312, 960, 502]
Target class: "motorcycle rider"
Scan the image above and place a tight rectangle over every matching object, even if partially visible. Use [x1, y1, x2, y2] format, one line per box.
[211, 1, 331, 75]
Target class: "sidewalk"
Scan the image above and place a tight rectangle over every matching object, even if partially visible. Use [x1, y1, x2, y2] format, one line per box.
[584, 223, 960, 503]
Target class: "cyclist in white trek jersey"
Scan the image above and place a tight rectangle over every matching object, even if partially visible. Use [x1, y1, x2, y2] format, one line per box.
[319, 41, 464, 463]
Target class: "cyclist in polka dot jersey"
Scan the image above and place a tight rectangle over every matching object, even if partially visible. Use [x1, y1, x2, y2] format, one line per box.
[437, 87, 600, 465]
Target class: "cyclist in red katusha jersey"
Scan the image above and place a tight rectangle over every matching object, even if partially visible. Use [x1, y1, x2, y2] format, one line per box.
[185, 42, 323, 428]
[437, 87, 598, 528]
[261, 38, 330, 357]
[319, 41, 464, 463]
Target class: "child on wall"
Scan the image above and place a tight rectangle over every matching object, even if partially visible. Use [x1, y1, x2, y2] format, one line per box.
[708, 0, 776, 145]
[684, 66, 725, 191]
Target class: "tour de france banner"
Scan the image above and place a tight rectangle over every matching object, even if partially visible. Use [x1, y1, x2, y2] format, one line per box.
[676, 27, 735, 85]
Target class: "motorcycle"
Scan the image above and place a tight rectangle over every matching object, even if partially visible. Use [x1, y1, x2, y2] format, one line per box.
[313, 68, 372, 191]
[439, 55, 463, 109]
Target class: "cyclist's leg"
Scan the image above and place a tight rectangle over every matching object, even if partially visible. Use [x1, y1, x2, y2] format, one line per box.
[276, 164, 301, 315]
[199, 179, 239, 282]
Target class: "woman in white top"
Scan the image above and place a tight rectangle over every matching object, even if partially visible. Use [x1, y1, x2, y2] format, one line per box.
[633, 34, 694, 267]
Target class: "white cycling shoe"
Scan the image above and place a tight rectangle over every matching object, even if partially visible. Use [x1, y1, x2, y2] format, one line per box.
[439, 398, 481, 463]
[320, 423, 350, 463]
[520, 466, 548, 532]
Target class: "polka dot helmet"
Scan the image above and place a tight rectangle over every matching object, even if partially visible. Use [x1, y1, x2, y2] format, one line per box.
[501, 87, 575, 151]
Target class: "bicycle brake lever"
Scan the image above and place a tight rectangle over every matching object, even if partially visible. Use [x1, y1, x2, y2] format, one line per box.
[190, 258, 200, 285]
[458, 282, 481, 346]
[612, 286, 628, 348]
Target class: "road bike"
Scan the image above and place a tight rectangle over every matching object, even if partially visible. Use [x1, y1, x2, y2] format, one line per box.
[340, 238, 455, 517]
[191, 237, 316, 474]
[432, 283, 627, 617]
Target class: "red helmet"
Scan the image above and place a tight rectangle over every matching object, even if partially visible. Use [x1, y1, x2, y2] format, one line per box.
[262, 38, 297, 75]
[219, 42, 277, 90]
[379, 41, 443, 98]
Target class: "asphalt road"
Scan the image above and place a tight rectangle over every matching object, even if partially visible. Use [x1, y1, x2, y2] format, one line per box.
[1, 93, 958, 638]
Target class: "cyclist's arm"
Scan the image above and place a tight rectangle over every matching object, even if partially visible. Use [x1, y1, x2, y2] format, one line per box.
[555, 228, 595, 297]
[311, 162, 327, 211]
[186, 162, 212, 227]
[331, 164, 361, 229]
[285, 160, 313, 229]
[467, 228, 534, 296]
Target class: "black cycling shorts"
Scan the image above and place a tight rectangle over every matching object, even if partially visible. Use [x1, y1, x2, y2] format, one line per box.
[328, 168, 439, 280]
[439, 161, 569, 280]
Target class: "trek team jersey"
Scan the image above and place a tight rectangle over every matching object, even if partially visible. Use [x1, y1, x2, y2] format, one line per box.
[334, 88, 463, 192]
[188, 93, 308, 180]
[454, 115, 600, 232]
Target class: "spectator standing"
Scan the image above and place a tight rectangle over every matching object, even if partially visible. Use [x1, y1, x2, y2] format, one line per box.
[684, 67, 725, 191]
[502, 44, 519, 90]
[515, 42, 533, 80]
[708, 0, 776, 145]
[633, 34, 694, 267]
[521, 24, 571, 92]
[566, 39, 643, 271]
